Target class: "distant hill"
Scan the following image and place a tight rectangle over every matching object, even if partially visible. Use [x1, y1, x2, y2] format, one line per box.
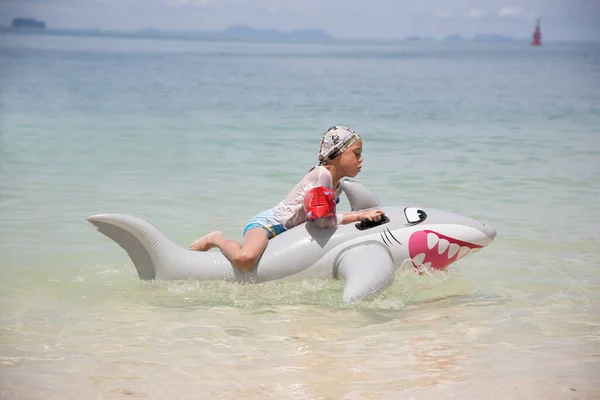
[1, 22, 333, 42]
[472, 34, 516, 42]
[0, 21, 534, 43]
[10, 17, 46, 29]
[404, 35, 435, 41]
[443, 33, 526, 43]
[223, 25, 332, 41]
[444, 34, 467, 42]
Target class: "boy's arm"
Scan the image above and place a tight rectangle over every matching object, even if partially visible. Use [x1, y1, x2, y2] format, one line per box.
[339, 209, 385, 225]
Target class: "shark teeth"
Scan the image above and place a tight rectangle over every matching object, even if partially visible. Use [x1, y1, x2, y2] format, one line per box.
[409, 230, 483, 271]
[457, 246, 470, 259]
[437, 238, 450, 255]
[447, 243, 460, 258]
[427, 232, 472, 260]
[427, 232, 438, 250]
[412, 253, 426, 266]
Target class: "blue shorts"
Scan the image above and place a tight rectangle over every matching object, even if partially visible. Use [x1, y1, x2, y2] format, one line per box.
[243, 210, 286, 239]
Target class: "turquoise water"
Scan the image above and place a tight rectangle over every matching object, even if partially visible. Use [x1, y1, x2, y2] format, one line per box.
[1, 33, 599, 398]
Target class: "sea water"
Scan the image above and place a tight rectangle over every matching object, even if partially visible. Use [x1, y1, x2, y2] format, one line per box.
[1, 33, 599, 399]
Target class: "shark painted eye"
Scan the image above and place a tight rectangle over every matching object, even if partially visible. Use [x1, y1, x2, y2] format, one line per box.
[404, 207, 427, 225]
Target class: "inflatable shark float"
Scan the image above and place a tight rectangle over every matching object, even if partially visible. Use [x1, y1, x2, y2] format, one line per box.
[86, 180, 497, 302]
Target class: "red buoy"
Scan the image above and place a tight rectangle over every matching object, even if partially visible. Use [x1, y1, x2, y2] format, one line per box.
[532, 19, 542, 46]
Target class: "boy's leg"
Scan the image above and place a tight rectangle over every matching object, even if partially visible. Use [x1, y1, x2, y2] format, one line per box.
[189, 231, 223, 251]
[214, 228, 269, 271]
[191, 228, 269, 271]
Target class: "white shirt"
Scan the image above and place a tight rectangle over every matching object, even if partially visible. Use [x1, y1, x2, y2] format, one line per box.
[270, 166, 343, 229]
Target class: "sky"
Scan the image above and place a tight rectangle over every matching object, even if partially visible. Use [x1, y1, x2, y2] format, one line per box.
[0, 0, 599, 41]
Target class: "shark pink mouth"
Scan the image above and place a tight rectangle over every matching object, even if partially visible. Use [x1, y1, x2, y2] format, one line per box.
[408, 230, 483, 271]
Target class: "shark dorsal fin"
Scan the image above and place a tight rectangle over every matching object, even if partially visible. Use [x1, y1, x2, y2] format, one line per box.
[339, 179, 381, 211]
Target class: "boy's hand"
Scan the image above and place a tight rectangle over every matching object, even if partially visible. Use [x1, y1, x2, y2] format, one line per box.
[360, 209, 385, 222]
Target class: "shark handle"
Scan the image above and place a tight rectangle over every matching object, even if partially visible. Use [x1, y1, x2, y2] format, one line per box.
[355, 215, 390, 231]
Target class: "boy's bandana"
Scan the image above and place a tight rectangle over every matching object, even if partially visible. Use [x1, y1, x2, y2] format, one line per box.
[318, 126, 361, 165]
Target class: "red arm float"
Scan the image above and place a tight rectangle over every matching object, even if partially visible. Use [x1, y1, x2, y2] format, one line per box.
[304, 186, 336, 222]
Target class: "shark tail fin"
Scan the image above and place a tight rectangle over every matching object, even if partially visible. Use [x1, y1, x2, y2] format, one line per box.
[86, 213, 180, 280]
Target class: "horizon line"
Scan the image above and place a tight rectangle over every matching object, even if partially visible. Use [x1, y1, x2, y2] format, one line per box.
[2, 23, 598, 43]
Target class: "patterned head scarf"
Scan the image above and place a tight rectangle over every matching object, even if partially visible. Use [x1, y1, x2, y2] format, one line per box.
[318, 126, 362, 165]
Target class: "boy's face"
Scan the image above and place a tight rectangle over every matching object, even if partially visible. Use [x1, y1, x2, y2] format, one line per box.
[339, 140, 363, 177]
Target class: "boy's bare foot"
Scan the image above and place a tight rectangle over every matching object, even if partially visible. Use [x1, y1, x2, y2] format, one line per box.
[189, 231, 223, 251]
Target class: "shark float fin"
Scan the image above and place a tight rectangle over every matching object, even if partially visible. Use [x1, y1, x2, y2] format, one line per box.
[339, 179, 381, 211]
[335, 242, 395, 303]
[86, 213, 181, 280]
